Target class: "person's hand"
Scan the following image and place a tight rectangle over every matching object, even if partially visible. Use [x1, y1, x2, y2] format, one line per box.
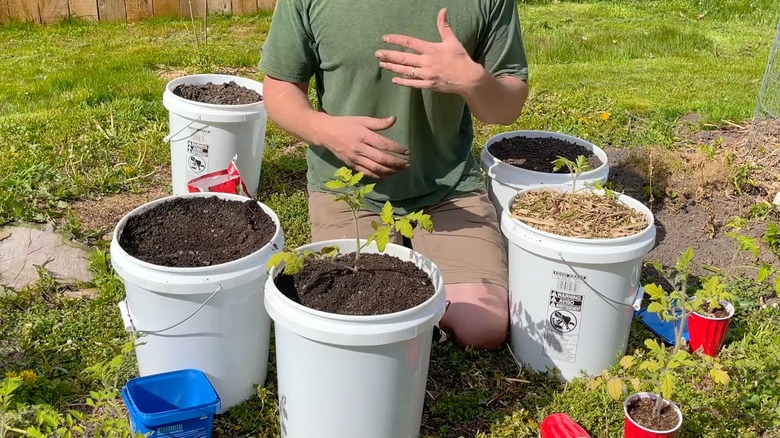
[317, 114, 410, 180]
[375, 8, 483, 94]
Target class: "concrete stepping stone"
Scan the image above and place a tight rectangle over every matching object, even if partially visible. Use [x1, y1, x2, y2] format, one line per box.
[0, 224, 93, 290]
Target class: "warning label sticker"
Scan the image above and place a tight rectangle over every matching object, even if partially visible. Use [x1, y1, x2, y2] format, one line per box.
[542, 272, 585, 363]
[185, 127, 210, 175]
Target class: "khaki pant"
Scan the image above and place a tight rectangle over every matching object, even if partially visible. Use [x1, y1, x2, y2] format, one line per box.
[308, 190, 508, 290]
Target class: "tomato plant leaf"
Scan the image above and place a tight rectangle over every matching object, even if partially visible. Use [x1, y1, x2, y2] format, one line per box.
[380, 201, 394, 225]
[660, 372, 676, 400]
[396, 218, 414, 238]
[325, 180, 345, 190]
[266, 252, 287, 271]
[335, 166, 353, 182]
[607, 378, 624, 401]
[373, 227, 392, 252]
[349, 172, 364, 186]
[586, 377, 603, 391]
[710, 368, 730, 385]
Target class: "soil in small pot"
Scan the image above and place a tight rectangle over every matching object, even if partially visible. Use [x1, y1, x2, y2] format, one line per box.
[173, 81, 263, 105]
[698, 302, 731, 318]
[626, 397, 680, 432]
[488, 136, 603, 172]
[275, 253, 435, 316]
[510, 189, 648, 239]
[119, 197, 275, 267]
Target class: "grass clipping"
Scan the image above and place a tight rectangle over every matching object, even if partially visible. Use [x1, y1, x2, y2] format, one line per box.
[511, 190, 648, 239]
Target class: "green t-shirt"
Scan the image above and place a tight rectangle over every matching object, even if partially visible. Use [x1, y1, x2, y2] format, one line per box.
[259, 0, 528, 214]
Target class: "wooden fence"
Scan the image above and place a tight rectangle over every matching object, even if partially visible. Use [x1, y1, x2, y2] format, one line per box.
[0, 0, 275, 24]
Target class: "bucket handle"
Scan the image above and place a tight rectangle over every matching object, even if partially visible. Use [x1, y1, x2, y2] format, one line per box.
[118, 284, 223, 336]
[632, 286, 645, 311]
[163, 115, 203, 143]
[558, 254, 643, 310]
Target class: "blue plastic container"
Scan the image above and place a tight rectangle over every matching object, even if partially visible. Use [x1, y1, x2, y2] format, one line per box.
[121, 369, 221, 438]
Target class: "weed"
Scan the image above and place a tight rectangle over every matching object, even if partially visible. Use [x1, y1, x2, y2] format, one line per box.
[747, 201, 774, 220]
[732, 163, 759, 195]
[0, 342, 138, 437]
[764, 222, 780, 259]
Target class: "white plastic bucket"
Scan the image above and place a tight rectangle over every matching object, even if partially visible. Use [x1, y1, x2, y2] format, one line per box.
[500, 186, 655, 381]
[481, 130, 609, 223]
[111, 192, 284, 413]
[163, 74, 268, 196]
[264, 240, 447, 438]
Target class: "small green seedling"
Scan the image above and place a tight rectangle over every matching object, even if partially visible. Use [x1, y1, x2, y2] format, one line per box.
[267, 167, 433, 275]
[551, 155, 591, 193]
[690, 276, 736, 315]
[765, 221, 780, 259]
[593, 338, 730, 416]
[639, 248, 731, 416]
[712, 217, 780, 298]
[590, 252, 732, 422]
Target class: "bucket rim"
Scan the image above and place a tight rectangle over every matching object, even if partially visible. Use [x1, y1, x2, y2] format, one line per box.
[267, 239, 446, 323]
[163, 73, 265, 112]
[480, 129, 609, 180]
[623, 392, 683, 434]
[503, 185, 655, 245]
[111, 192, 282, 273]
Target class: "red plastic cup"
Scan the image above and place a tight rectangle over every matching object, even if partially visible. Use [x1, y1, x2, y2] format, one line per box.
[688, 301, 734, 357]
[540, 413, 591, 438]
[623, 393, 682, 438]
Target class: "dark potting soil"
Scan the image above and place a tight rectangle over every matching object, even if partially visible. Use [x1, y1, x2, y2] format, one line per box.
[626, 397, 680, 432]
[488, 136, 603, 172]
[173, 81, 263, 105]
[119, 197, 275, 267]
[275, 253, 435, 315]
[699, 302, 730, 318]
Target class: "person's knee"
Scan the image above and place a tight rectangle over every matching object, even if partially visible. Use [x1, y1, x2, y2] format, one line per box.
[439, 283, 509, 350]
[449, 309, 508, 350]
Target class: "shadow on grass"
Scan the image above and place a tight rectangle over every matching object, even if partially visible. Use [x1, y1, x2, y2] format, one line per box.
[256, 142, 309, 200]
[420, 335, 565, 438]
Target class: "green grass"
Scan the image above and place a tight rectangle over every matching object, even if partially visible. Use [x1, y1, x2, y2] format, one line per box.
[1, 0, 780, 436]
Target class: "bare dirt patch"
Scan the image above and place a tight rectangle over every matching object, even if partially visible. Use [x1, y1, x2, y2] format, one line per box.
[604, 116, 780, 278]
[154, 65, 258, 82]
[155, 65, 194, 82]
[72, 169, 171, 237]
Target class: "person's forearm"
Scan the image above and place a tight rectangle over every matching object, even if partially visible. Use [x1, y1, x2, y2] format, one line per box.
[263, 77, 329, 146]
[459, 65, 529, 125]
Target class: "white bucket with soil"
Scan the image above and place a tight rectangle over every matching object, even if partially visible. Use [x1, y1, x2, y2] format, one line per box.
[111, 192, 283, 413]
[264, 240, 446, 438]
[500, 186, 655, 381]
[481, 130, 609, 222]
[163, 74, 267, 196]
